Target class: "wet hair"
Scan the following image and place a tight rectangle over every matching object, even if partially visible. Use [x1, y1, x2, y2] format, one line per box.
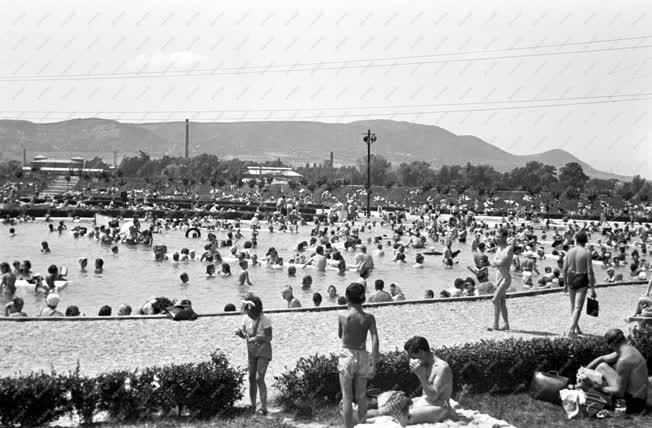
[415, 253, 424, 264]
[424, 290, 434, 298]
[604, 328, 626, 348]
[48, 265, 58, 275]
[440, 290, 451, 298]
[224, 303, 236, 312]
[12, 297, 24, 310]
[337, 296, 347, 305]
[221, 263, 231, 274]
[345, 283, 366, 304]
[98, 305, 112, 316]
[0, 262, 9, 273]
[65, 305, 81, 317]
[478, 242, 486, 251]
[404, 336, 430, 353]
[302, 275, 313, 287]
[288, 266, 296, 276]
[180, 273, 189, 282]
[312, 292, 323, 306]
[576, 232, 588, 245]
[95, 258, 104, 268]
[374, 279, 385, 290]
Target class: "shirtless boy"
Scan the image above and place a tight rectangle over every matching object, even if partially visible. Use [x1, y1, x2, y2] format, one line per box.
[338, 283, 379, 428]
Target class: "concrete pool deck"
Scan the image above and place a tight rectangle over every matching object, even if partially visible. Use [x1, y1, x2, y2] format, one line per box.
[0, 281, 647, 379]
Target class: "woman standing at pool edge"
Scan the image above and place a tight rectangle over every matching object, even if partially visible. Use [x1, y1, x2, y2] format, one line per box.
[235, 295, 272, 415]
[489, 228, 514, 331]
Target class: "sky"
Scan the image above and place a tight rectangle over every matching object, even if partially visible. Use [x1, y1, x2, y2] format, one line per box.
[1, 0, 650, 177]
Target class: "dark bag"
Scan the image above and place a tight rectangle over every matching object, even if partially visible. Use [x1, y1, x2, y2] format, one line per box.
[586, 297, 599, 317]
[167, 306, 198, 321]
[582, 390, 610, 417]
[529, 371, 569, 403]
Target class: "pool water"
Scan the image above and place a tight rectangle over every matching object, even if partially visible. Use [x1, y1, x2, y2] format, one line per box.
[0, 219, 628, 316]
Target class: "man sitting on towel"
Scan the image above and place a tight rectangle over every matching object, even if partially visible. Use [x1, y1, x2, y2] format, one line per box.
[351, 336, 457, 426]
[404, 336, 458, 423]
[585, 329, 649, 414]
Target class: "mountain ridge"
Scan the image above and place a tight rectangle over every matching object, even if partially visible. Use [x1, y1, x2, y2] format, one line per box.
[0, 118, 629, 181]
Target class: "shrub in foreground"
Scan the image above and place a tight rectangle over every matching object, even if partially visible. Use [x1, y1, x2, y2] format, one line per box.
[0, 350, 244, 425]
[273, 332, 651, 411]
[0, 372, 68, 427]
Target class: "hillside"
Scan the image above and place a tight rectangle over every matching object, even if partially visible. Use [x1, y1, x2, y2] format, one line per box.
[0, 118, 628, 180]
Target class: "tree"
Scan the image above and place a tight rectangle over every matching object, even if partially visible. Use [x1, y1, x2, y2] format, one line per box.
[558, 162, 588, 190]
[396, 161, 435, 187]
[356, 154, 393, 186]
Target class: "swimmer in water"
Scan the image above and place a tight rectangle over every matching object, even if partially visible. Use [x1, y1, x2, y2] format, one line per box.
[180, 272, 189, 284]
[206, 263, 216, 278]
[41, 241, 51, 253]
[414, 253, 425, 269]
[250, 253, 260, 266]
[111, 245, 119, 255]
[9, 228, 15, 237]
[288, 266, 297, 277]
[237, 260, 252, 286]
[94, 258, 104, 274]
[220, 263, 232, 277]
[301, 274, 313, 289]
[79, 258, 88, 272]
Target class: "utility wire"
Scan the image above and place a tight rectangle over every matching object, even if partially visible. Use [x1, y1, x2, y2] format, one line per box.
[3, 96, 651, 122]
[3, 92, 651, 115]
[1, 41, 651, 81]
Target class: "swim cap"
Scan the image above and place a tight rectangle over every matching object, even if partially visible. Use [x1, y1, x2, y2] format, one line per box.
[46, 293, 61, 307]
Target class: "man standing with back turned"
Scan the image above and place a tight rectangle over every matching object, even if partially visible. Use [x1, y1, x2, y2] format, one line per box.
[562, 231, 596, 336]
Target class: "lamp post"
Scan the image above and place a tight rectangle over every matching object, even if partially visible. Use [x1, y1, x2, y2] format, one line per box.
[363, 129, 377, 217]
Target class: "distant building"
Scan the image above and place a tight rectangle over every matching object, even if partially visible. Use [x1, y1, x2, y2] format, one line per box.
[245, 166, 302, 183]
[23, 155, 108, 175]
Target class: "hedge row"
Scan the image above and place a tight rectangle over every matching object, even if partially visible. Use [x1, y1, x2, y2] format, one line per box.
[1, 207, 327, 221]
[0, 351, 244, 427]
[272, 329, 652, 411]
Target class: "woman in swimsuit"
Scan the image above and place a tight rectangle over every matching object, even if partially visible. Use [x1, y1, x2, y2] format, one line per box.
[489, 228, 514, 331]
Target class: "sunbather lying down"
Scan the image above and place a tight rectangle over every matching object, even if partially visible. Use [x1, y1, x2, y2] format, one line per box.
[349, 391, 514, 427]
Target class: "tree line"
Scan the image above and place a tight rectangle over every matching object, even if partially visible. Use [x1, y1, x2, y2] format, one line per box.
[1, 152, 648, 201]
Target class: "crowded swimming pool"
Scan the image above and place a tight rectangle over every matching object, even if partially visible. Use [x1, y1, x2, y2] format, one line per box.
[0, 215, 638, 316]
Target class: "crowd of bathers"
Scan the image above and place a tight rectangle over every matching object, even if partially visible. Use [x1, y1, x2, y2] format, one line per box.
[1, 192, 651, 318]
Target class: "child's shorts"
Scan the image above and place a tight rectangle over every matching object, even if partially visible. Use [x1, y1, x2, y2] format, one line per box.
[338, 348, 372, 380]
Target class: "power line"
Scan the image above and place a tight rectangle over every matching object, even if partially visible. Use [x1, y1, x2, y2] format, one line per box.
[3, 96, 651, 122]
[3, 92, 651, 115]
[2, 42, 652, 81]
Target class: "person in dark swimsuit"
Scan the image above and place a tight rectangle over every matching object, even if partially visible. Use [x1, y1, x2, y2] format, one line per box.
[562, 232, 596, 336]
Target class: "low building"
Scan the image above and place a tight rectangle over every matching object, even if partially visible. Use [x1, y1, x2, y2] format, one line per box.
[244, 166, 302, 184]
[23, 155, 108, 175]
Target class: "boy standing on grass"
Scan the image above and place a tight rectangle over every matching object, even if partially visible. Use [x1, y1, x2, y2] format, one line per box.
[338, 282, 379, 428]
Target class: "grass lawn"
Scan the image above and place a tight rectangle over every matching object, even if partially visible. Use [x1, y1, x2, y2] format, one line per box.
[456, 393, 650, 428]
[80, 393, 650, 427]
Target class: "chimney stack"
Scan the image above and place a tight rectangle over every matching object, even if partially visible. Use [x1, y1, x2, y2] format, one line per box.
[330, 151, 334, 168]
[185, 119, 189, 159]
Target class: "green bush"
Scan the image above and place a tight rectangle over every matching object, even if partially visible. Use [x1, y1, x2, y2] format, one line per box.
[65, 365, 102, 425]
[273, 332, 651, 411]
[0, 372, 69, 427]
[96, 370, 143, 421]
[0, 350, 243, 425]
